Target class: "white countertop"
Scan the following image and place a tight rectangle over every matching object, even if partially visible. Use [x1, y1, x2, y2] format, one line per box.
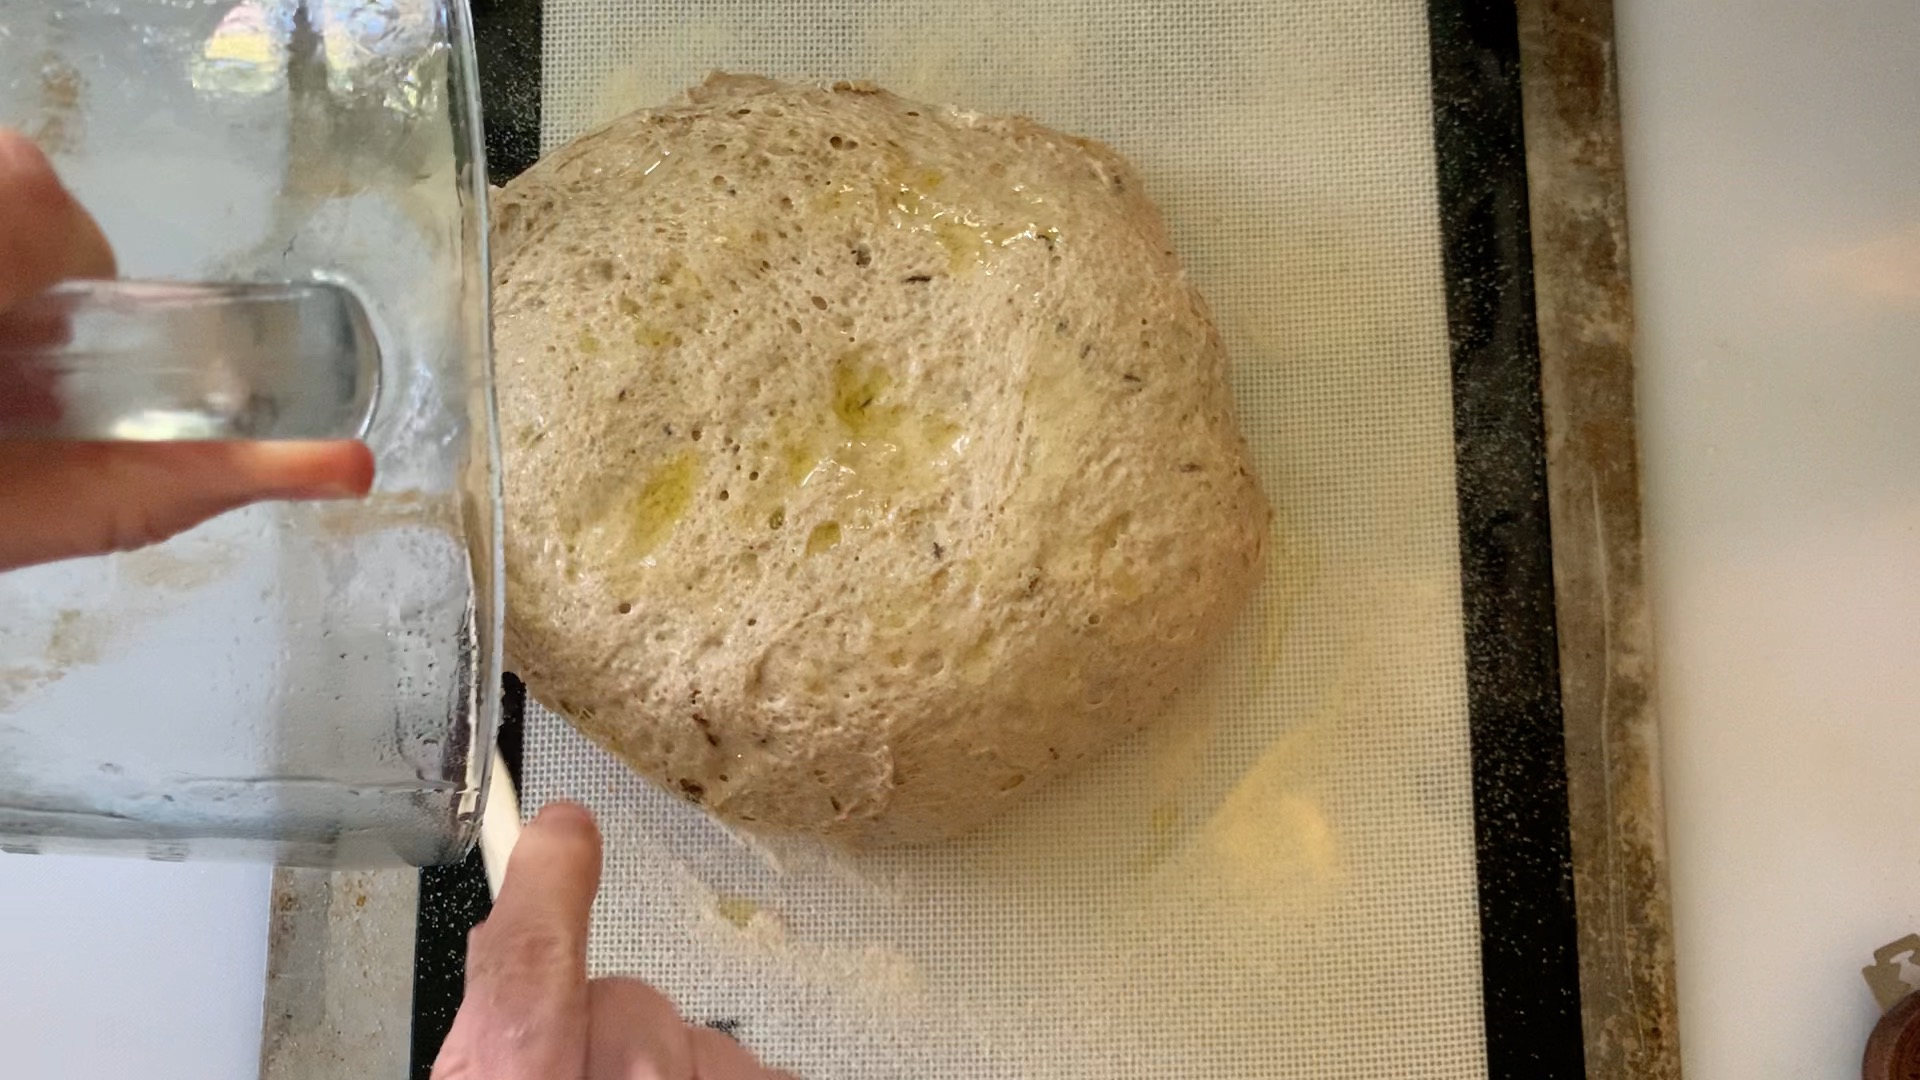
[0, 855, 269, 1079]
[0, 3, 1914, 1078]
[1618, 0, 1920, 1076]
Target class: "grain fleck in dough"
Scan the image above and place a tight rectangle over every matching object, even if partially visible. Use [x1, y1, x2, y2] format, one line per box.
[495, 73, 1268, 845]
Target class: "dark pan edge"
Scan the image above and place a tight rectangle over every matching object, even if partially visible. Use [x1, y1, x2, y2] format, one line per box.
[1429, 0, 1589, 1075]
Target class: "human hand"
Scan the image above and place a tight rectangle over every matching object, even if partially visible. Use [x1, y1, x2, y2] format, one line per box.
[0, 128, 374, 572]
[434, 803, 795, 1080]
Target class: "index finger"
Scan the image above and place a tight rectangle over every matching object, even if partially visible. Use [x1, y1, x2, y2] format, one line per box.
[437, 802, 602, 1079]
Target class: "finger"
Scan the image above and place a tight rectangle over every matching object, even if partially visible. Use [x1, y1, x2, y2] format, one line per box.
[0, 439, 375, 572]
[0, 290, 91, 416]
[0, 129, 115, 310]
[0, 352, 61, 426]
[585, 978, 695, 1079]
[0, 131, 114, 432]
[687, 1026, 796, 1080]
[482, 801, 604, 979]
[437, 803, 603, 1080]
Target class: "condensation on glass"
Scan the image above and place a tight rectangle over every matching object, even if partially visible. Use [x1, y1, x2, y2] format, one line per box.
[0, 0, 501, 866]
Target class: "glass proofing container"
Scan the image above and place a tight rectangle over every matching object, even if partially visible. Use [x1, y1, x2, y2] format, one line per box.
[0, 0, 501, 866]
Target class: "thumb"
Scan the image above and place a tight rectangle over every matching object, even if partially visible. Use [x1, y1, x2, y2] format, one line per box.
[0, 439, 373, 571]
[437, 803, 602, 1080]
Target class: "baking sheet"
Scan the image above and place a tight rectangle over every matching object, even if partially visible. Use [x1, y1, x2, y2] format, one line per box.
[519, 1, 1488, 1076]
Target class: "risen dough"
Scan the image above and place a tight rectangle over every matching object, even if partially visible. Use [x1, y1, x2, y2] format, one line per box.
[495, 74, 1268, 845]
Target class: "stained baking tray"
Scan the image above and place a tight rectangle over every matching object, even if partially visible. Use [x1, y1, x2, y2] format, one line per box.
[263, 1, 1678, 1077]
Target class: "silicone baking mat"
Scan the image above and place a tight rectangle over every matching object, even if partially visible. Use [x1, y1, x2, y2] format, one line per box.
[413, 2, 1587, 1077]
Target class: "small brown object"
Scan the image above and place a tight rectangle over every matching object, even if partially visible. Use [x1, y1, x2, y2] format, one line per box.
[1864, 991, 1920, 1080]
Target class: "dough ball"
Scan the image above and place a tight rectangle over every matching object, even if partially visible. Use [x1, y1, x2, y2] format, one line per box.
[495, 74, 1268, 845]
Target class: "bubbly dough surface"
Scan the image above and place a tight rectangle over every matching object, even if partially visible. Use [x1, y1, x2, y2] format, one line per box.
[495, 74, 1268, 845]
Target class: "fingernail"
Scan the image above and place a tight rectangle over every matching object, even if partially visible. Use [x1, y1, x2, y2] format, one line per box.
[533, 802, 595, 829]
[309, 481, 369, 498]
[273, 480, 368, 501]
[0, 129, 46, 174]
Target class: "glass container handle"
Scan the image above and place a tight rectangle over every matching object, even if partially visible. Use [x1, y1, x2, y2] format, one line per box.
[0, 278, 380, 441]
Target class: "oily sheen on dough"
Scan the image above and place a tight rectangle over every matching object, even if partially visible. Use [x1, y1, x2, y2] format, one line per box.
[495, 74, 1268, 846]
